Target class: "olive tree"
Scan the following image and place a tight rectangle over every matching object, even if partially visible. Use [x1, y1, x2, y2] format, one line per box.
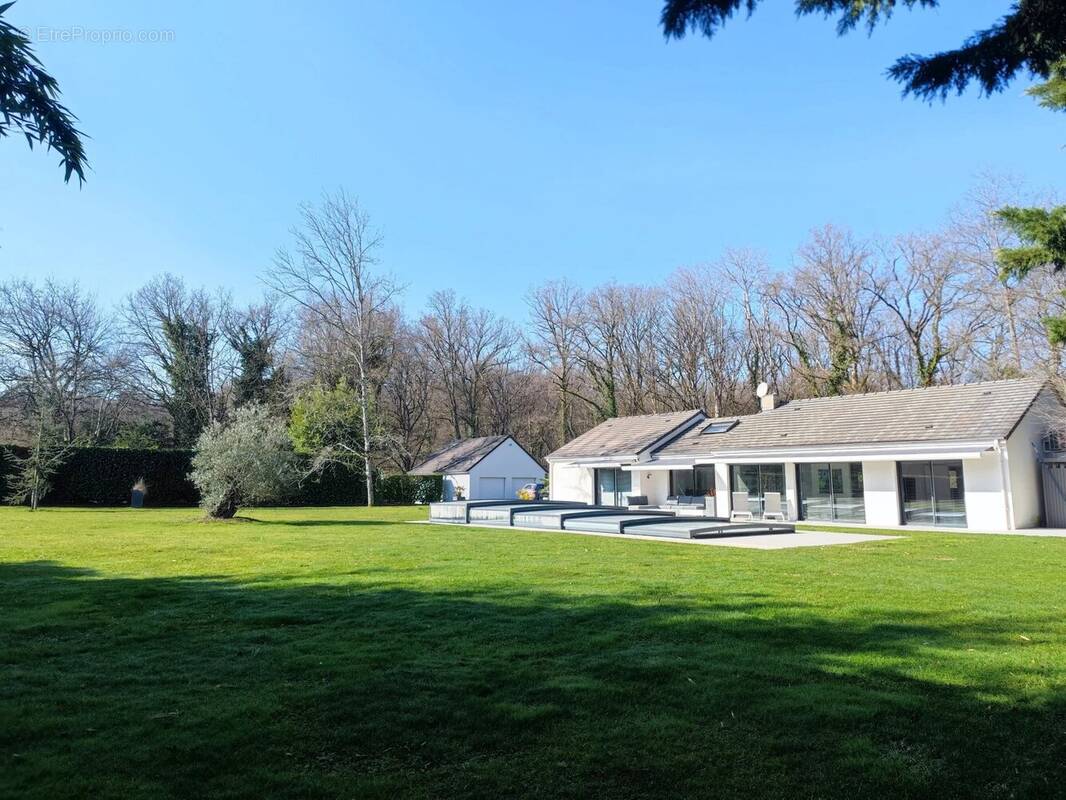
[190, 404, 299, 519]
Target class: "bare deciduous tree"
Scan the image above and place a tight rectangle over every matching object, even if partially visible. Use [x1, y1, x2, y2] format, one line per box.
[419, 290, 516, 439]
[867, 233, 983, 388]
[525, 280, 584, 443]
[266, 190, 402, 506]
[0, 279, 122, 444]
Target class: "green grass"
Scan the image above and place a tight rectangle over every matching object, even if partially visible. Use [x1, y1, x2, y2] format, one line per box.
[2, 506, 1065, 799]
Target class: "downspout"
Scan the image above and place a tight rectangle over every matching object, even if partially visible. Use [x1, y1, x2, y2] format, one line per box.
[997, 439, 1016, 531]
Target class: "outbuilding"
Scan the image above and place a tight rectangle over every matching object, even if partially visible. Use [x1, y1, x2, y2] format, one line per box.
[409, 435, 545, 501]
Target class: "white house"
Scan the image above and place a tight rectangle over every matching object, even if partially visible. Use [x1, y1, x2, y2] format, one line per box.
[410, 435, 545, 501]
[547, 378, 1065, 532]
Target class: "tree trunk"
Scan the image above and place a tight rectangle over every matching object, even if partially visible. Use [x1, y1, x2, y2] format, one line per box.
[208, 488, 239, 519]
[1002, 284, 1023, 371]
[358, 372, 375, 507]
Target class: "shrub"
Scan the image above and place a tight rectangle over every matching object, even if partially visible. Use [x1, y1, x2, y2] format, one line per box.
[373, 474, 443, 505]
[191, 405, 300, 519]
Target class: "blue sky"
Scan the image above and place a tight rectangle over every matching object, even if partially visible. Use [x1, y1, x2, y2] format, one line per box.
[2, 0, 1064, 320]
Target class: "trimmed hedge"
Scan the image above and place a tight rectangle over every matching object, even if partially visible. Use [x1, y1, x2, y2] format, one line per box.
[0, 446, 198, 506]
[0, 445, 443, 508]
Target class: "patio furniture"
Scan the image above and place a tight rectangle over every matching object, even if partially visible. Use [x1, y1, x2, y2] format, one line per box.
[730, 492, 753, 521]
[762, 491, 785, 521]
[625, 495, 649, 508]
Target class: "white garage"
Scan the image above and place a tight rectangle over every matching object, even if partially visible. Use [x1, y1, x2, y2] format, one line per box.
[409, 435, 545, 501]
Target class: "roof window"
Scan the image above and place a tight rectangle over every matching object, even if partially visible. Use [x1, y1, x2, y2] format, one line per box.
[701, 420, 738, 435]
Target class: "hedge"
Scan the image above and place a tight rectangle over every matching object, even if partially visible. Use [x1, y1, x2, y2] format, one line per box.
[0, 446, 443, 508]
[0, 446, 198, 506]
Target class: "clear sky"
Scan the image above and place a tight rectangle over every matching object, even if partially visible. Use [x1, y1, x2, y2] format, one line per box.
[2, 1, 1064, 320]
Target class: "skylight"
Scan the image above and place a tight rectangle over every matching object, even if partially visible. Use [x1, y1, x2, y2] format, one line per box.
[702, 420, 738, 435]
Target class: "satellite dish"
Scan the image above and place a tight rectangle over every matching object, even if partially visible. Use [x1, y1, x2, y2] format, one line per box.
[756, 382, 769, 398]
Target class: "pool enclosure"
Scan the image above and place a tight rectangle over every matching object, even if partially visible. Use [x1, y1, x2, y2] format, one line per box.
[429, 500, 794, 540]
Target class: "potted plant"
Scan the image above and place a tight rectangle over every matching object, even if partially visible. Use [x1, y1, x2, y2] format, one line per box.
[131, 478, 147, 509]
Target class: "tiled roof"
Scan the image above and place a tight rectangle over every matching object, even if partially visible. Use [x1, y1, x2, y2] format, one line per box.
[409, 435, 511, 475]
[657, 378, 1048, 456]
[547, 409, 704, 460]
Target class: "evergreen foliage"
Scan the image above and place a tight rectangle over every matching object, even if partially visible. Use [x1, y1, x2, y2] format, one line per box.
[0, 1, 87, 181]
[162, 316, 215, 447]
[996, 205, 1066, 344]
[661, 0, 1066, 100]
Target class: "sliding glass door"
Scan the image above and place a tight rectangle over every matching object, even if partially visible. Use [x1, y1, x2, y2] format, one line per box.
[595, 468, 632, 507]
[797, 462, 865, 522]
[729, 464, 785, 515]
[898, 461, 967, 527]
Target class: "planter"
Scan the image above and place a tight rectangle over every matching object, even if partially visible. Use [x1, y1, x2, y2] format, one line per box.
[131, 490, 144, 509]
[704, 496, 716, 517]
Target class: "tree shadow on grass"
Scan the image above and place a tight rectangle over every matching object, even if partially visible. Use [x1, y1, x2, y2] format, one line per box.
[0, 561, 1064, 800]
[237, 517, 410, 528]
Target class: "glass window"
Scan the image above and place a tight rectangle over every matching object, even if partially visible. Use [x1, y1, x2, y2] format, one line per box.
[798, 462, 865, 522]
[729, 464, 785, 515]
[670, 466, 715, 497]
[899, 461, 966, 527]
[596, 468, 632, 507]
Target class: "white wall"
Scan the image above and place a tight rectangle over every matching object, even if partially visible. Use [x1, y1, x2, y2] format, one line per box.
[549, 462, 594, 503]
[1004, 387, 1060, 528]
[714, 463, 731, 517]
[443, 473, 470, 502]
[631, 470, 670, 505]
[782, 462, 798, 519]
[963, 452, 1010, 531]
[862, 461, 900, 527]
[467, 439, 545, 500]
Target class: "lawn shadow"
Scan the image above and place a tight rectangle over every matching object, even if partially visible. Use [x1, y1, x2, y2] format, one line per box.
[1, 560, 1063, 800]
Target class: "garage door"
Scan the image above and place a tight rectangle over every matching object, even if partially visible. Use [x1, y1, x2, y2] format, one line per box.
[478, 477, 507, 499]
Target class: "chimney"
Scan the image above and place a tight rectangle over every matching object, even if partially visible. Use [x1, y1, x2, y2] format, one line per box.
[756, 381, 779, 412]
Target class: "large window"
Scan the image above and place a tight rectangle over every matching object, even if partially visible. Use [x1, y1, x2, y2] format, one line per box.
[670, 466, 715, 497]
[898, 461, 967, 528]
[797, 462, 865, 522]
[729, 463, 785, 515]
[595, 468, 632, 507]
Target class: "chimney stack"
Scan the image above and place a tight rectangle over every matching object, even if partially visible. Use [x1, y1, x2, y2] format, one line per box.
[755, 381, 778, 412]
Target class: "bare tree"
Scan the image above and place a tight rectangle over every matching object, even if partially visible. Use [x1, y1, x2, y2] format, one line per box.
[265, 190, 401, 506]
[379, 324, 432, 471]
[0, 279, 121, 444]
[419, 290, 516, 439]
[525, 280, 584, 443]
[867, 233, 984, 388]
[948, 175, 1028, 376]
[661, 264, 740, 415]
[720, 249, 789, 409]
[767, 226, 885, 395]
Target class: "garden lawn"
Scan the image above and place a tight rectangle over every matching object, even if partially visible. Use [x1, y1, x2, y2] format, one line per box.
[1, 506, 1065, 799]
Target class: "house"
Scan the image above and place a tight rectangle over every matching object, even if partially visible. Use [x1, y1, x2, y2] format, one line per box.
[410, 435, 545, 501]
[547, 378, 1065, 531]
